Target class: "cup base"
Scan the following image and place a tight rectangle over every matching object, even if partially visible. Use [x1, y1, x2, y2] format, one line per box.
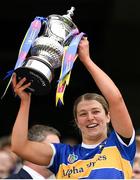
[15, 67, 51, 96]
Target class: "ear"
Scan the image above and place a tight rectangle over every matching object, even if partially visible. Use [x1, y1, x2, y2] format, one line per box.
[106, 112, 111, 123]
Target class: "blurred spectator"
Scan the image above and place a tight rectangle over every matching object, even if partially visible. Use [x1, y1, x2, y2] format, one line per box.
[132, 151, 140, 179]
[132, 129, 140, 179]
[136, 129, 140, 152]
[0, 135, 22, 173]
[6, 124, 60, 179]
[62, 135, 80, 146]
[0, 150, 16, 179]
[0, 135, 11, 150]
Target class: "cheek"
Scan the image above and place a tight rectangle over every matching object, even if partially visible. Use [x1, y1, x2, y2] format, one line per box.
[100, 119, 109, 129]
[95, 116, 107, 126]
[76, 117, 86, 127]
[97, 113, 109, 123]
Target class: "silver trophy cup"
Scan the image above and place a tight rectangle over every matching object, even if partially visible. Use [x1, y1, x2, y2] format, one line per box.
[15, 7, 78, 95]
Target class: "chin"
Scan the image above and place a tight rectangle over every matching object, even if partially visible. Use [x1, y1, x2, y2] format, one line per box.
[90, 131, 105, 139]
[88, 131, 99, 138]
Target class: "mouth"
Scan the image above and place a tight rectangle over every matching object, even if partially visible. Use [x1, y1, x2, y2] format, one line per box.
[86, 124, 99, 129]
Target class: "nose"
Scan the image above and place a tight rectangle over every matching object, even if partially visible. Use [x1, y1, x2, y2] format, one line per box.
[87, 112, 94, 121]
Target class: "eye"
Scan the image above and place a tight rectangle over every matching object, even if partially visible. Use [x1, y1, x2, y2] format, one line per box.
[92, 110, 100, 114]
[79, 112, 87, 117]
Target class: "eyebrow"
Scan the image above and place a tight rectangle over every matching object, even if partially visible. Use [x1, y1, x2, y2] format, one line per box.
[78, 107, 100, 113]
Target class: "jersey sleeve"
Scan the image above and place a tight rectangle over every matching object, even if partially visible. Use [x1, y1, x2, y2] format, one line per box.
[112, 129, 136, 163]
[47, 143, 69, 174]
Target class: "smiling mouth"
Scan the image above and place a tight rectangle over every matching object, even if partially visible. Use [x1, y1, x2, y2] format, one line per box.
[87, 124, 99, 128]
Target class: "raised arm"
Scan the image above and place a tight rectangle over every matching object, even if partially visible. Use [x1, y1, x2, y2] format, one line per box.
[11, 73, 53, 165]
[78, 37, 134, 138]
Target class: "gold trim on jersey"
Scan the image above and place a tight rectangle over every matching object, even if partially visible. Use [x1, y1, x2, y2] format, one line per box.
[56, 146, 132, 179]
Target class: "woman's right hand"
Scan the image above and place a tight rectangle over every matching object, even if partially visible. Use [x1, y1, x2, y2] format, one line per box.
[12, 73, 31, 101]
[78, 37, 90, 63]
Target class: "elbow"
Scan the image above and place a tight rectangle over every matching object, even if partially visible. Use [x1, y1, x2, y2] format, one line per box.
[11, 140, 25, 156]
[116, 93, 124, 103]
[112, 91, 124, 104]
[11, 144, 20, 155]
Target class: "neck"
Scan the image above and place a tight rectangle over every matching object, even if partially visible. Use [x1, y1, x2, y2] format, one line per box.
[24, 162, 52, 178]
[82, 134, 107, 145]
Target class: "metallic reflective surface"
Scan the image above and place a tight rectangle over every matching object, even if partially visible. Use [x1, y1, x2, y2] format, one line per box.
[15, 7, 78, 95]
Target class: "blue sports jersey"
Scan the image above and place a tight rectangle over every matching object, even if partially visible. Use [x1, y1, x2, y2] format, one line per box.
[49, 130, 136, 179]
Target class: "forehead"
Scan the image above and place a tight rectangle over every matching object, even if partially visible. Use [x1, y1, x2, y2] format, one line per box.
[77, 100, 103, 111]
[0, 152, 10, 159]
[44, 134, 60, 143]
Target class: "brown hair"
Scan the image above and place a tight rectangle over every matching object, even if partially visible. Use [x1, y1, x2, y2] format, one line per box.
[73, 93, 109, 121]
